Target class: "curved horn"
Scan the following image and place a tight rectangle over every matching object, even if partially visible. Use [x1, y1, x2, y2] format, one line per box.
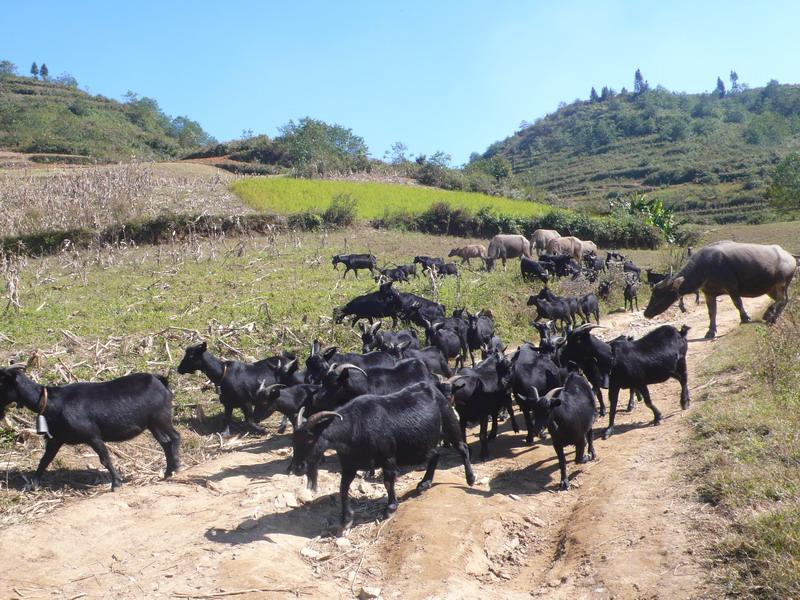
[259, 383, 286, 397]
[332, 363, 368, 378]
[306, 410, 344, 427]
[359, 321, 368, 334]
[442, 375, 463, 385]
[531, 387, 540, 402]
[295, 405, 306, 429]
[543, 387, 563, 402]
[370, 322, 381, 334]
[475, 309, 482, 318]
[571, 323, 603, 334]
[282, 357, 297, 372]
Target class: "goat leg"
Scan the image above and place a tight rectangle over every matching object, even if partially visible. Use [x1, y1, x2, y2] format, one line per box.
[31, 438, 64, 489]
[417, 449, 440, 491]
[638, 386, 662, 426]
[603, 386, 620, 439]
[339, 466, 357, 533]
[554, 444, 569, 490]
[88, 438, 123, 490]
[383, 461, 399, 518]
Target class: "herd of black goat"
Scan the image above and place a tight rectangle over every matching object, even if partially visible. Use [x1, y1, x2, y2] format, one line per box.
[0, 238, 691, 533]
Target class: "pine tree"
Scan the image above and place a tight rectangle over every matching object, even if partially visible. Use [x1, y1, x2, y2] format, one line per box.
[30, 62, 39, 79]
[590, 87, 599, 102]
[634, 68, 649, 95]
[729, 70, 740, 94]
[40, 63, 49, 80]
[715, 76, 726, 98]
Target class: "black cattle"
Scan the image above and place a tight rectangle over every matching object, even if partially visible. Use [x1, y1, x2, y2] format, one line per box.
[178, 342, 296, 435]
[0, 365, 180, 490]
[332, 253, 378, 279]
[290, 382, 476, 532]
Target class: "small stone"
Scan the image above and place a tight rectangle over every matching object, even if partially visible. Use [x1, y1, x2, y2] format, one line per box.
[359, 586, 382, 600]
[282, 492, 299, 508]
[238, 519, 259, 532]
[508, 494, 520, 501]
[478, 477, 490, 486]
[524, 515, 546, 528]
[300, 547, 319, 560]
[335, 537, 352, 550]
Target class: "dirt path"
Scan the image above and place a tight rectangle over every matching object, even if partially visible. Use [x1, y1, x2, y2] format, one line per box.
[0, 296, 771, 599]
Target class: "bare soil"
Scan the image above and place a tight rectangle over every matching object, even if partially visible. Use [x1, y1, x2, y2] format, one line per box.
[0, 295, 771, 599]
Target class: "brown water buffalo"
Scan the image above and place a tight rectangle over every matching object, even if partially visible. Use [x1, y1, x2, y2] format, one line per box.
[483, 234, 531, 271]
[644, 241, 797, 338]
[531, 229, 560, 254]
[545, 236, 585, 261]
[448, 244, 487, 266]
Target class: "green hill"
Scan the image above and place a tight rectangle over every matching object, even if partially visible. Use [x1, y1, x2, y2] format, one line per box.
[483, 81, 800, 223]
[0, 75, 214, 162]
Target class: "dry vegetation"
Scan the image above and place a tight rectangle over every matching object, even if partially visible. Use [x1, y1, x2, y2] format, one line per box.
[0, 162, 249, 238]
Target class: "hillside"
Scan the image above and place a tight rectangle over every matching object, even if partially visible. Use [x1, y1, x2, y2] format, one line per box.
[0, 75, 213, 162]
[484, 81, 800, 223]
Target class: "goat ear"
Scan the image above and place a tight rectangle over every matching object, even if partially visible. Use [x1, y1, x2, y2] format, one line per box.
[671, 276, 684, 291]
[311, 340, 321, 356]
[359, 322, 368, 334]
[549, 398, 563, 409]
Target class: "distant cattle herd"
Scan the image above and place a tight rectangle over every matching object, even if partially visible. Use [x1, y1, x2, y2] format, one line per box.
[0, 230, 796, 533]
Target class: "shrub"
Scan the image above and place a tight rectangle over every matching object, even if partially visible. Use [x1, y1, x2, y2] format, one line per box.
[322, 193, 358, 227]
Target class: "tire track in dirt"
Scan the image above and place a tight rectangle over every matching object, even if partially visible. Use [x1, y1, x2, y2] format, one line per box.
[0, 296, 770, 599]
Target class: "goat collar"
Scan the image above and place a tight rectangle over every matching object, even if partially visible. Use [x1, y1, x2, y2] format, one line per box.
[38, 387, 48, 416]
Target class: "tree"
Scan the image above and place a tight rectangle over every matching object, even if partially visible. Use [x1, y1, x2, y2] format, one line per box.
[715, 77, 726, 98]
[767, 152, 800, 211]
[0, 60, 17, 76]
[600, 86, 615, 101]
[30, 62, 39, 79]
[384, 141, 409, 164]
[590, 87, 599, 102]
[729, 70, 740, 94]
[634, 68, 649, 95]
[487, 155, 512, 182]
[276, 117, 370, 174]
[40, 63, 49, 80]
[53, 72, 78, 87]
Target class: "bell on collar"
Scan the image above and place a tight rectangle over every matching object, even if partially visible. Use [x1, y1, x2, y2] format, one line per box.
[36, 415, 52, 439]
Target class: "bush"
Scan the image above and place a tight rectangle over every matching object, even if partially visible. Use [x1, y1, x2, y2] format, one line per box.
[322, 193, 358, 227]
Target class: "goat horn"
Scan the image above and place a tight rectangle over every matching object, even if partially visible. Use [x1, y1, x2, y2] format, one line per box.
[295, 406, 306, 429]
[370, 322, 381, 334]
[442, 375, 463, 385]
[543, 387, 563, 402]
[260, 383, 285, 396]
[333, 363, 368, 377]
[282, 358, 297, 371]
[359, 321, 368, 334]
[306, 411, 344, 427]
[531, 387, 540, 402]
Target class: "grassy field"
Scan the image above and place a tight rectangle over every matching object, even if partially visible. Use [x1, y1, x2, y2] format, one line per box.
[232, 176, 553, 219]
[694, 220, 800, 253]
[689, 288, 800, 598]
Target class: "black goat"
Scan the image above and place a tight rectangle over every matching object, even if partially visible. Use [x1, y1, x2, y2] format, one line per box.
[523, 372, 596, 490]
[598, 280, 613, 301]
[466, 310, 495, 367]
[538, 253, 574, 278]
[413, 256, 445, 272]
[359, 321, 419, 353]
[383, 341, 453, 377]
[561, 324, 690, 439]
[178, 342, 296, 435]
[375, 266, 409, 284]
[508, 343, 561, 444]
[304, 340, 394, 384]
[331, 253, 378, 279]
[290, 382, 476, 532]
[0, 365, 180, 490]
[447, 351, 516, 460]
[605, 251, 626, 265]
[520, 256, 550, 284]
[622, 259, 641, 281]
[579, 293, 600, 324]
[380, 283, 445, 327]
[624, 279, 640, 311]
[333, 283, 399, 327]
[436, 263, 459, 277]
[312, 358, 432, 410]
[397, 263, 418, 279]
[644, 268, 669, 286]
[583, 252, 605, 272]
[527, 295, 574, 332]
[254, 382, 320, 427]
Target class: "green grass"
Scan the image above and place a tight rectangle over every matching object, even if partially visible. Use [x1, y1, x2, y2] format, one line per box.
[689, 293, 800, 598]
[232, 177, 553, 219]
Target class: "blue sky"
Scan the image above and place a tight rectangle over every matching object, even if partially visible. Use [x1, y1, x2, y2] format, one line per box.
[4, 1, 800, 164]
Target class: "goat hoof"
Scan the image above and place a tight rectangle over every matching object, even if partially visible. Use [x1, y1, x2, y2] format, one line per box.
[602, 427, 614, 440]
[525, 436, 534, 445]
[681, 400, 691, 410]
[704, 330, 716, 339]
[466, 473, 476, 486]
[559, 480, 570, 491]
[416, 480, 433, 492]
[652, 418, 663, 426]
[383, 504, 398, 518]
[111, 482, 123, 491]
[578, 456, 590, 464]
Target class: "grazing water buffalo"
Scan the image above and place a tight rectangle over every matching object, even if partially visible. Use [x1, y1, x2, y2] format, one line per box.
[530, 229, 560, 254]
[644, 241, 797, 338]
[483, 234, 532, 272]
[448, 244, 487, 266]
